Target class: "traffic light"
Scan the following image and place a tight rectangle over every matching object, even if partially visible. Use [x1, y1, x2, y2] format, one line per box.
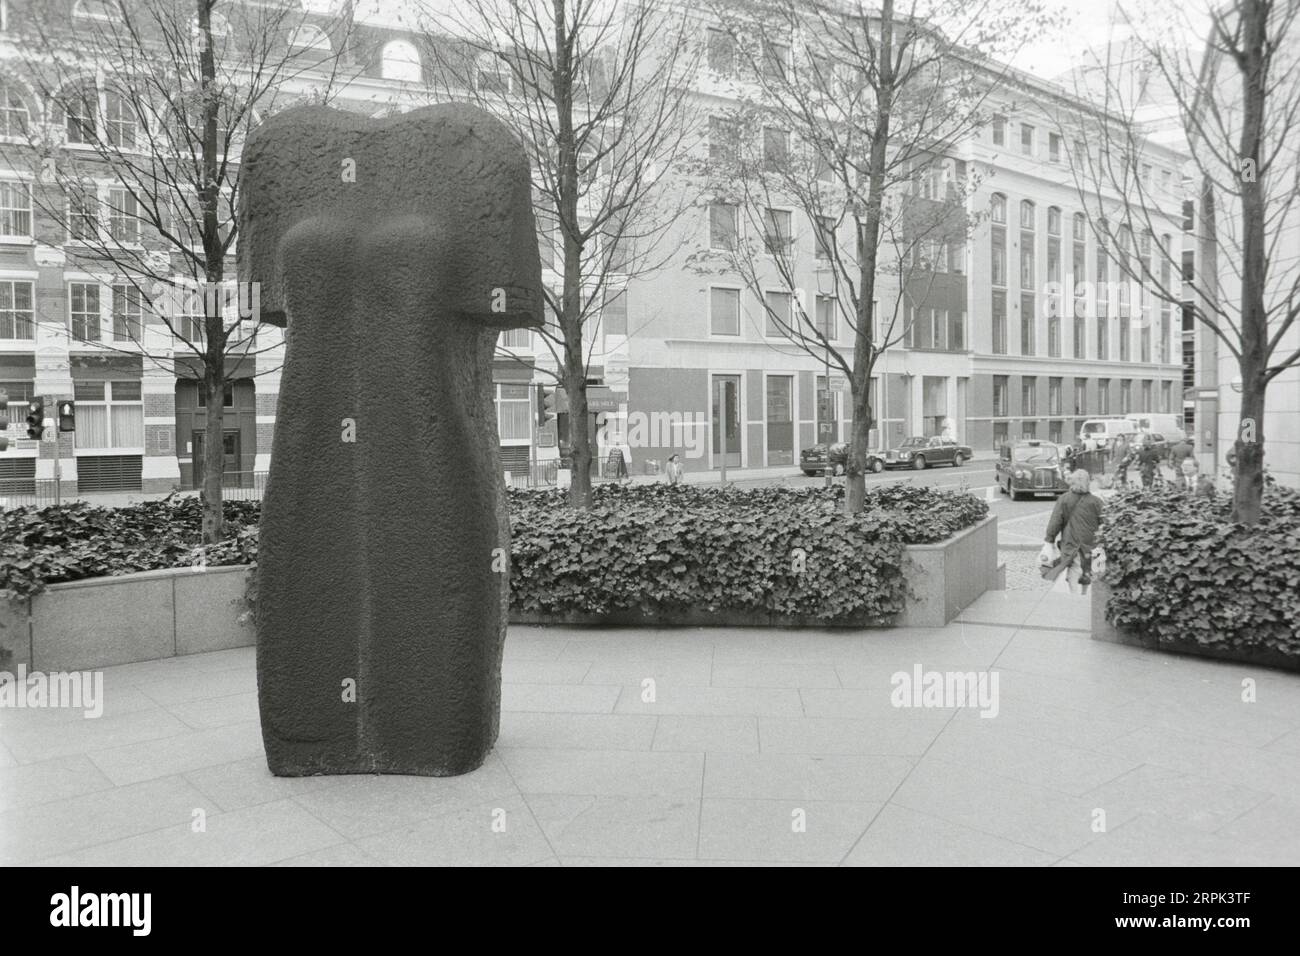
[0, 389, 9, 452]
[58, 400, 76, 433]
[537, 385, 556, 426]
[26, 397, 44, 441]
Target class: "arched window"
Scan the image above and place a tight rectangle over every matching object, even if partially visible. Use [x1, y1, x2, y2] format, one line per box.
[0, 80, 30, 138]
[1072, 211, 1086, 242]
[381, 40, 421, 83]
[288, 24, 331, 53]
[1047, 206, 1061, 236]
[104, 89, 137, 148]
[1019, 199, 1035, 231]
[72, 0, 114, 21]
[990, 192, 1006, 224]
[60, 81, 98, 145]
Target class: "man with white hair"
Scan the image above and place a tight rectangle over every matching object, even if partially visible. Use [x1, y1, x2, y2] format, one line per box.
[1042, 468, 1105, 594]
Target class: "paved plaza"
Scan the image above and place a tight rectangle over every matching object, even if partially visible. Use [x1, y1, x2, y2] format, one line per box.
[2, 585, 1298, 866]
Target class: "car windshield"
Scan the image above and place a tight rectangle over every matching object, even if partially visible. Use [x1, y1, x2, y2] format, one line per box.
[1013, 446, 1058, 463]
[900, 438, 927, 448]
[1081, 423, 1105, 435]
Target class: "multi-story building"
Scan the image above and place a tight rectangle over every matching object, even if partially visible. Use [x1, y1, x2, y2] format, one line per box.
[0, 1, 1188, 494]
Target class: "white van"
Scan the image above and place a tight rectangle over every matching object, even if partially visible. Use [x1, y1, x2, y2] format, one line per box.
[1079, 418, 1139, 447]
[1124, 414, 1187, 444]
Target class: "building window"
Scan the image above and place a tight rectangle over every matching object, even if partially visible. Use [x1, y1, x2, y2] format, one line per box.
[104, 90, 137, 148]
[992, 225, 1006, 287]
[1072, 212, 1086, 242]
[0, 279, 34, 339]
[1141, 379, 1152, 412]
[1140, 322, 1151, 363]
[1120, 379, 1132, 414]
[993, 420, 1008, 449]
[500, 327, 531, 349]
[601, 289, 626, 336]
[1073, 378, 1087, 416]
[710, 287, 740, 335]
[63, 84, 96, 144]
[69, 282, 101, 341]
[0, 83, 29, 138]
[1048, 305, 1061, 358]
[1022, 421, 1037, 439]
[762, 40, 789, 80]
[195, 381, 234, 408]
[950, 309, 965, 350]
[1119, 314, 1131, 362]
[708, 116, 738, 164]
[108, 187, 140, 243]
[111, 283, 142, 341]
[993, 375, 1008, 417]
[1049, 420, 1063, 443]
[380, 40, 422, 83]
[0, 180, 31, 236]
[992, 290, 1007, 355]
[1020, 123, 1034, 155]
[764, 289, 791, 337]
[708, 202, 738, 251]
[1049, 133, 1061, 163]
[74, 379, 144, 450]
[1047, 206, 1061, 236]
[1048, 377, 1062, 416]
[68, 185, 98, 240]
[1097, 316, 1110, 361]
[496, 383, 532, 441]
[1020, 200, 1035, 231]
[1182, 200, 1194, 232]
[992, 114, 1006, 146]
[990, 193, 1006, 224]
[1161, 381, 1172, 413]
[1098, 379, 1110, 415]
[815, 295, 836, 341]
[762, 207, 792, 255]
[1020, 292, 1035, 355]
[814, 216, 835, 261]
[707, 28, 736, 76]
[1182, 250, 1194, 282]
[763, 127, 789, 170]
[1022, 376, 1037, 416]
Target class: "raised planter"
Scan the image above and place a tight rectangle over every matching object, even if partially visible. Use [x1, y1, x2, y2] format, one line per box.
[0, 515, 1000, 671]
[1091, 577, 1300, 673]
[513, 515, 1000, 630]
[2, 565, 254, 672]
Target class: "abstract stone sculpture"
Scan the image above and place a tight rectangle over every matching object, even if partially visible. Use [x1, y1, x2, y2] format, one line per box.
[237, 103, 543, 776]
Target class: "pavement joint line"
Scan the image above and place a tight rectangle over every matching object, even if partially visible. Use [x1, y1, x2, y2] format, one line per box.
[957, 619, 1093, 634]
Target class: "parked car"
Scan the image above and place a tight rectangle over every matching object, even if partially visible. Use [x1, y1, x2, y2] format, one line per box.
[996, 439, 1068, 500]
[883, 436, 973, 470]
[800, 442, 884, 476]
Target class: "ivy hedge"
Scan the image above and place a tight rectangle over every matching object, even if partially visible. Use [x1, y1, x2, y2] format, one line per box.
[1099, 485, 1300, 660]
[1, 483, 988, 624]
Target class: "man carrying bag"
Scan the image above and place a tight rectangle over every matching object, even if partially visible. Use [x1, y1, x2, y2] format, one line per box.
[1040, 469, 1104, 594]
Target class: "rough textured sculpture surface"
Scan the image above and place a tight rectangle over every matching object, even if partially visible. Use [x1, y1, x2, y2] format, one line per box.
[238, 103, 543, 776]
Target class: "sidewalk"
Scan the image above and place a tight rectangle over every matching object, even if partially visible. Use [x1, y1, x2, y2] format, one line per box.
[3, 584, 1296, 866]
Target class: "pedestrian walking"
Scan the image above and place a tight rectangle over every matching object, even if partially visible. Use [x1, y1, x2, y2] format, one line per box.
[665, 453, 684, 486]
[1040, 468, 1104, 595]
[1137, 437, 1162, 489]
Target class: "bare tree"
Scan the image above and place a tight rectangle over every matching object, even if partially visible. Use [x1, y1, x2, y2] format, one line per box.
[415, 0, 701, 508]
[2, 0, 354, 541]
[1056, 0, 1300, 524]
[697, 0, 1056, 512]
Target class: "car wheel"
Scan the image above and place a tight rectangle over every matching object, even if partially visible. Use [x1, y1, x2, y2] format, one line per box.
[870, 458, 884, 473]
[912, 455, 926, 470]
[952, 453, 964, 467]
[1010, 484, 1023, 501]
[999, 479, 1008, 495]
[802, 469, 816, 477]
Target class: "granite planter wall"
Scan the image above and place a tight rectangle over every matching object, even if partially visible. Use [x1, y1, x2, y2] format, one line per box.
[2, 565, 254, 672]
[1091, 578, 1300, 673]
[0, 515, 1001, 672]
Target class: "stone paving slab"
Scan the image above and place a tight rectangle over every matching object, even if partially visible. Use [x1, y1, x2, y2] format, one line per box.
[2, 586, 1299, 866]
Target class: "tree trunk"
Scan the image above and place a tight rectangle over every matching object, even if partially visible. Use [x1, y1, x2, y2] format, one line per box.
[201, 363, 225, 545]
[1232, 375, 1265, 525]
[844, 0, 893, 514]
[845, 376, 874, 512]
[564, 353, 593, 509]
